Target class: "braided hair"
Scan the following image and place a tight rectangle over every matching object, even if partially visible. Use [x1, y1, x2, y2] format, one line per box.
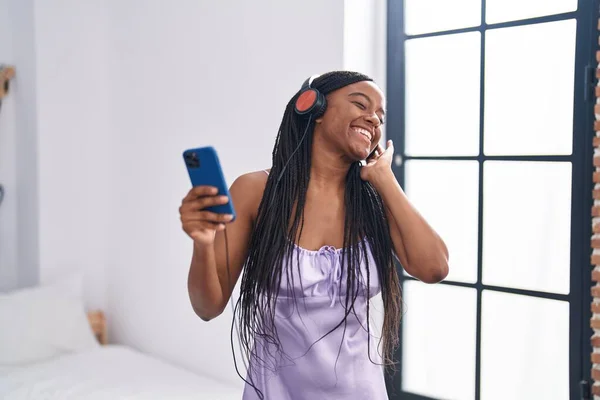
[233, 71, 402, 396]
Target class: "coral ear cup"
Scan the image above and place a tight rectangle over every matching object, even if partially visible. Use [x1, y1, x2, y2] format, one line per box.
[294, 89, 327, 118]
[295, 89, 318, 114]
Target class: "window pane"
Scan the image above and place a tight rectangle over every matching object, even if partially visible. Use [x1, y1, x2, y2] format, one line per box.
[406, 33, 481, 156]
[482, 161, 572, 294]
[486, 0, 577, 24]
[405, 160, 479, 283]
[402, 281, 477, 400]
[404, 0, 481, 35]
[481, 291, 569, 400]
[484, 20, 576, 156]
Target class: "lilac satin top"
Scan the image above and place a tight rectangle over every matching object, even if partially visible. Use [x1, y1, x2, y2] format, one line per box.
[241, 240, 389, 400]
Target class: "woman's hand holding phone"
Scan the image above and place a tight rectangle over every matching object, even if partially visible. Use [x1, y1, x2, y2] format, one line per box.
[179, 186, 234, 245]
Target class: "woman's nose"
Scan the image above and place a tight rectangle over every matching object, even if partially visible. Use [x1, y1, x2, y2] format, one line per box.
[365, 113, 381, 127]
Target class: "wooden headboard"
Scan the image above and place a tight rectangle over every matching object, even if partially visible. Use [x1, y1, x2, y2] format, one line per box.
[86, 310, 107, 345]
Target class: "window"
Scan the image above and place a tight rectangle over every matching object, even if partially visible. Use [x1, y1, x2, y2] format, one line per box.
[385, 1, 596, 399]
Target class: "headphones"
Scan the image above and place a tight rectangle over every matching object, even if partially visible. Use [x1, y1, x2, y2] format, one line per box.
[294, 74, 327, 118]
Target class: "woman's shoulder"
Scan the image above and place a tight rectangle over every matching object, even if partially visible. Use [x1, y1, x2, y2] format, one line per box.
[231, 169, 270, 188]
[229, 169, 270, 219]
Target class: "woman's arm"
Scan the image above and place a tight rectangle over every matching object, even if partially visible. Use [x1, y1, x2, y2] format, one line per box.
[362, 141, 449, 283]
[186, 172, 265, 320]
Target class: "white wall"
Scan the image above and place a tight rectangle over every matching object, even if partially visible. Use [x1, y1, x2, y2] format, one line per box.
[0, 0, 40, 291]
[34, 0, 112, 311]
[101, 1, 344, 387]
[344, 0, 388, 89]
[0, 0, 388, 389]
[0, 0, 18, 290]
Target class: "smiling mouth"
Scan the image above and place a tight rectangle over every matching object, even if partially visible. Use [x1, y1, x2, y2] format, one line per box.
[351, 127, 372, 142]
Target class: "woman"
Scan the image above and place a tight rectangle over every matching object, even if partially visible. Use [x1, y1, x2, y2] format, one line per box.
[179, 71, 449, 399]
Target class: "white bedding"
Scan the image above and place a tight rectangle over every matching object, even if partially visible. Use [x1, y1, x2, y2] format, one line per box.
[0, 345, 241, 399]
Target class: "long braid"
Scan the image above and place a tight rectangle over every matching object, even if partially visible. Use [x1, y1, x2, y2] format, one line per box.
[233, 71, 402, 397]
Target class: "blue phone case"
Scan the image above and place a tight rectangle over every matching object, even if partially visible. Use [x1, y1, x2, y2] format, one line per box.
[183, 146, 236, 221]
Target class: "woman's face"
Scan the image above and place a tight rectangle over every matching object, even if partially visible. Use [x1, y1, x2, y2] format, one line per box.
[315, 80, 386, 161]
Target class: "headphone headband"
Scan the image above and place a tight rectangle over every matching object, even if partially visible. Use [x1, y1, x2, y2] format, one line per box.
[301, 74, 320, 90]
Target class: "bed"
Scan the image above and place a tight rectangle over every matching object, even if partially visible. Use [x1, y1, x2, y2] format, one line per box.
[0, 278, 241, 399]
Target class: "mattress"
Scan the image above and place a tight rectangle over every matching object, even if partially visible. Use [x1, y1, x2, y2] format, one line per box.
[0, 345, 241, 399]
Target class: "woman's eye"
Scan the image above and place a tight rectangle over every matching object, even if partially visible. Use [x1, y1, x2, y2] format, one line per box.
[353, 102, 366, 110]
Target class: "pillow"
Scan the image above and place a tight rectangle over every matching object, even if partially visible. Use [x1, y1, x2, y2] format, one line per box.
[0, 277, 100, 367]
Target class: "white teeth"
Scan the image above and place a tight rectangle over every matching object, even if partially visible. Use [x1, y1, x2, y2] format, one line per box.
[353, 127, 372, 141]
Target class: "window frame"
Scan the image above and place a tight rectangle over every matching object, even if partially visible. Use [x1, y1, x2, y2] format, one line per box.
[384, 1, 598, 399]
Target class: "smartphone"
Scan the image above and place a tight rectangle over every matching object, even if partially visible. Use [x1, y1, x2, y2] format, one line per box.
[183, 146, 236, 221]
[367, 147, 377, 159]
